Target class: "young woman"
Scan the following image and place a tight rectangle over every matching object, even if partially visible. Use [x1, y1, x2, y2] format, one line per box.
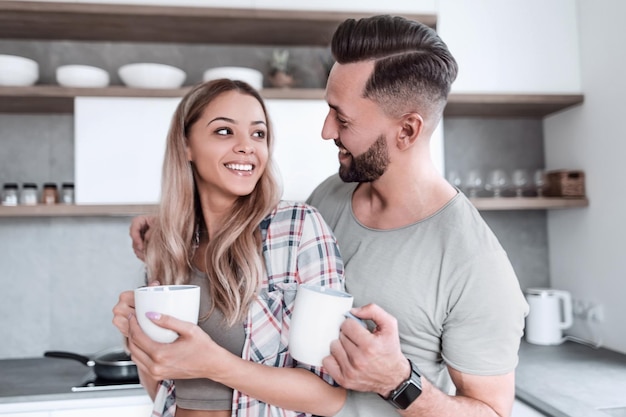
[112, 79, 346, 417]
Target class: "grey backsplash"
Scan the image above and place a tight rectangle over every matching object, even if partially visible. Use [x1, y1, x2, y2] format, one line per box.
[0, 40, 549, 359]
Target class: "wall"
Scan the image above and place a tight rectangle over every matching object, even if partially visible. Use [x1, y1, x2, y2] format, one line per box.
[0, 9, 557, 358]
[544, 0, 626, 354]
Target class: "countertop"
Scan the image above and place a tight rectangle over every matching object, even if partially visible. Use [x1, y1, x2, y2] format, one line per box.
[2, 341, 626, 416]
[516, 341, 626, 417]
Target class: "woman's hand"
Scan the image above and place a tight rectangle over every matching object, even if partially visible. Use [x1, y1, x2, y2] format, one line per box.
[129, 214, 155, 262]
[126, 312, 228, 382]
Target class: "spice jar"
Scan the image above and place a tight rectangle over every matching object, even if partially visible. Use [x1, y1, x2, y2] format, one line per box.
[42, 182, 59, 205]
[1, 183, 19, 206]
[20, 183, 38, 205]
[60, 182, 75, 204]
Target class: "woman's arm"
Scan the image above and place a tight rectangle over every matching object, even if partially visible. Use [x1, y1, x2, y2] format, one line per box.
[127, 313, 345, 416]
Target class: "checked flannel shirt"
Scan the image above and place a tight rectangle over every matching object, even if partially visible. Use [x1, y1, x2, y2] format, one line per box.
[151, 201, 345, 417]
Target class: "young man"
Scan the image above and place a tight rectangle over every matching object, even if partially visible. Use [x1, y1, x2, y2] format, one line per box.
[306, 15, 528, 417]
[129, 15, 528, 417]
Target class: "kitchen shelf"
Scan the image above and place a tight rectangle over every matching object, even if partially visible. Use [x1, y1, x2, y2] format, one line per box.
[0, 1, 435, 45]
[469, 197, 589, 211]
[0, 198, 588, 217]
[0, 86, 585, 117]
[0, 204, 156, 217]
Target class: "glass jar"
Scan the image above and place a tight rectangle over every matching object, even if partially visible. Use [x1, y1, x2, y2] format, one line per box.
[42, 182, 59, 205]
[20, 183, 38, 205]
[1, 183, 19, 206]
[60, 182, 75, 204]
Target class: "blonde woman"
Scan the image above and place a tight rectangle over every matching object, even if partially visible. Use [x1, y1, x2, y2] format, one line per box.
[112, 79, 346, 417]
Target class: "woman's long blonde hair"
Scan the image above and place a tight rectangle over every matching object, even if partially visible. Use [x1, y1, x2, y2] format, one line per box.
[144, 79, 281, 325]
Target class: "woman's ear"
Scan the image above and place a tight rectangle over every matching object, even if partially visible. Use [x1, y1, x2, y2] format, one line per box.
[397, 113, 423, 150]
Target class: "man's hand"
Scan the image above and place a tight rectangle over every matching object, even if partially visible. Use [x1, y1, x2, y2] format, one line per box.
[323, 303, 410, 397]
[129, 215, 154, 261]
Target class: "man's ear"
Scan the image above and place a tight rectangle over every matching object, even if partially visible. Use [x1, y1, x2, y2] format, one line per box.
[397, 113, 423, 150]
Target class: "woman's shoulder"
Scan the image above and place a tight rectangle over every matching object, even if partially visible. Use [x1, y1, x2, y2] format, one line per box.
[261, 201, 325, 231]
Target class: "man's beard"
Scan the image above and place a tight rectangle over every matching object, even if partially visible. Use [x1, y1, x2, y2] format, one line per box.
[339, 134, 390, 183]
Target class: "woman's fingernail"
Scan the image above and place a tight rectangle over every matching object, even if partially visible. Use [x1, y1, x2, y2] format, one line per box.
[146, 312, 161, 320]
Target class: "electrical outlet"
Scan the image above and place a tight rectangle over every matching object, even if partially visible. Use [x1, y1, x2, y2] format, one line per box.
[573, 298, 604, 322]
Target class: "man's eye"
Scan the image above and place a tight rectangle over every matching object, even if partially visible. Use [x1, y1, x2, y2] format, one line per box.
[336, 116, 348, 126]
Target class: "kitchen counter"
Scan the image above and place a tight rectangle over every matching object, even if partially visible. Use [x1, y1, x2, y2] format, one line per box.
[2, 342, 626, 416]
[516, 340, 626, 417]
[0, 356, 146, 404]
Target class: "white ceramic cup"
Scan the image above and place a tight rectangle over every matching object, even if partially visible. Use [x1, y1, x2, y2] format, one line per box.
[288, 284, 354, 367]
[134, 285, 200, 343]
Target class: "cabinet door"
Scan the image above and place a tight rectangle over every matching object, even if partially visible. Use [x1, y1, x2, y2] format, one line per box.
[50, 403, 152, 417]
[254, 0, 436, 14]
[74, 97, 180, 204]
[438, 0, 581, 93]
[0, 413, 49, 417]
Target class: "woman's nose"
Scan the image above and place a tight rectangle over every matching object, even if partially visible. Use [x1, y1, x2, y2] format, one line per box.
[234, 138, 254, 154]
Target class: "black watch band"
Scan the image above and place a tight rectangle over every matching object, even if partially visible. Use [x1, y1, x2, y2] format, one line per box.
[381, 359, 422, 410]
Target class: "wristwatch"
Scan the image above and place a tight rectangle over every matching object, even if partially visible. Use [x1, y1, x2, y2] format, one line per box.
[382, 359, 422, 410]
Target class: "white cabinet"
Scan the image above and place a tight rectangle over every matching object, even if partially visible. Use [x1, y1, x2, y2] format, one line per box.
[438, 0, 581, 94]
[253, 0, 436, 14]
[0, 394, 152, 417]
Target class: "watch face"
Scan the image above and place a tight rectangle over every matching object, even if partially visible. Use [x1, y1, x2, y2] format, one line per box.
[394, 381, 422, 409]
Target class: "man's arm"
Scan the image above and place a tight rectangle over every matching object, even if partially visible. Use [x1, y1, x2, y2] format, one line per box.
[129, 214, 154, 261]
[323, 303, 515, 417]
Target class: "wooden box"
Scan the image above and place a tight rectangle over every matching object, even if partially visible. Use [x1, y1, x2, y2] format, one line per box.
[545, 170, 585, 197]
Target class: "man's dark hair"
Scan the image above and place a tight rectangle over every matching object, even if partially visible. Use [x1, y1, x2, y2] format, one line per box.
[331, 15, 458, 119]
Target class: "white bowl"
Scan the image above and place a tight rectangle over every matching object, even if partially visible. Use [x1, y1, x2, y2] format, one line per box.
[0, 54, 39, 86]
[118, 63, 186, 89]
[203, 66, 263, 90]
[56, 64, 110, 88]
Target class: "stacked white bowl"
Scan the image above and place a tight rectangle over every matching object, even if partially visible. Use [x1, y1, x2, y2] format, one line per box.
[203, 66, 263, 90]
[0, 54, 39, 86]
[118, 63, 186, 88]
[56, 65, 110, 87]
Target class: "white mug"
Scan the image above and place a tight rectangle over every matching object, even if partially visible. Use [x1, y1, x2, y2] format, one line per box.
[134, 285, 200, 343]
[288, 284, 354, 367]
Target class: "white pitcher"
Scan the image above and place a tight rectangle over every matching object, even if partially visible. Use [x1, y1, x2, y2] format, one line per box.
[525, 288, 573, 345]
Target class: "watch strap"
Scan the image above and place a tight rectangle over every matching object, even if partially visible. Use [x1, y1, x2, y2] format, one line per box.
[381, 358, 423, 410]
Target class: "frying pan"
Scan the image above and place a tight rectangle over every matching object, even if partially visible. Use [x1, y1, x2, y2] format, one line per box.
[44, 347, 138, 381]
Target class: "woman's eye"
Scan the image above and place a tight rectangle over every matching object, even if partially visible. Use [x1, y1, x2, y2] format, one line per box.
[252, 130, 266, 139]
[215, 127, 232, 136]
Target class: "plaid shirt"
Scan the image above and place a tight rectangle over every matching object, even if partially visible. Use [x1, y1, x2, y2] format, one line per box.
[151, 201, 345, 417]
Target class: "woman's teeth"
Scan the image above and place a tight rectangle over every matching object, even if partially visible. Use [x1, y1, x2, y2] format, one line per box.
[226, 163, 253, 171]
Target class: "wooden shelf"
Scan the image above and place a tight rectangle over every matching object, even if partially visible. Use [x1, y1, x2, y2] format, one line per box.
[0, 204, 156, 217]
[0, 86, 584, 117]
[0, 1, 435, 45]
[469, 197, 589, 211]
[0, 198, 588, 217]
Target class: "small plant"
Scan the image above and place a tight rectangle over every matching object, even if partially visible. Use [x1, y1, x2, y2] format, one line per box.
[268, 49, 294, 88]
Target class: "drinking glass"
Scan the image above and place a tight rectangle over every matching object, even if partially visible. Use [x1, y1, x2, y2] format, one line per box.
[512, 169, 530, 197]
[485, 169, 509, 197]
[464, 169, 483, 198]
[534, 169, 547, 197]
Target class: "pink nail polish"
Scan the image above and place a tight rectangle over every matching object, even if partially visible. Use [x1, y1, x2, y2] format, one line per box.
[146, 311, 161, 320]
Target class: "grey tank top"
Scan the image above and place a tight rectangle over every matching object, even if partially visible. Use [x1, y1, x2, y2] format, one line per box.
[174, 268, 246, 411]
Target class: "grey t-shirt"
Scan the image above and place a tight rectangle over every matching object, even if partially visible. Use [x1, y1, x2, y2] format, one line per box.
[307, 175, 528, 417]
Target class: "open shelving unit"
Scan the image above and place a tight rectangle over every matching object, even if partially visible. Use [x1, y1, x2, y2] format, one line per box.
[0, 1, 588, 216]
[0, 197, 589, 218]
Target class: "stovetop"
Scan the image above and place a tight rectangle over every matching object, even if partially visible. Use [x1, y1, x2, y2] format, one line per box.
[71, 373, 142, 392]
[0, 357, 145, 399]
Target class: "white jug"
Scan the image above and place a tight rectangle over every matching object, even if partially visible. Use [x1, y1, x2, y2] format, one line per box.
[525, 288, 573, 345]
